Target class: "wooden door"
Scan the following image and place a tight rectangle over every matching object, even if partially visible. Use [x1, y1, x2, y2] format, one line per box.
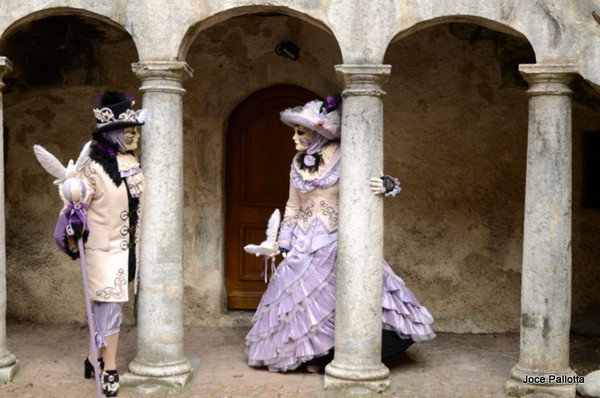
[225, 85, 316, 309]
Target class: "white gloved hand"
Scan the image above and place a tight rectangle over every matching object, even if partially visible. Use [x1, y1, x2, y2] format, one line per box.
[369, 172, 402, 197]
[369, 176, 385, 195]
[244, 240, 279, 257]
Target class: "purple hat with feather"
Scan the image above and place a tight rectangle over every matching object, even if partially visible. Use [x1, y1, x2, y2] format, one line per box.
[92, 91, 147, 137]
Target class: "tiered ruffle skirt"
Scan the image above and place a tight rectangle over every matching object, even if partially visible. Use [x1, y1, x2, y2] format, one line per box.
[245, 221, 435, 372]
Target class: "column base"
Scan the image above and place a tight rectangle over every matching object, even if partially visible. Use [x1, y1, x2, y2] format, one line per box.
[123, 358, 192, 387]
[506, 363, 577, 398]
[324, 359, 389, 395]
[0, 359, 18, 383]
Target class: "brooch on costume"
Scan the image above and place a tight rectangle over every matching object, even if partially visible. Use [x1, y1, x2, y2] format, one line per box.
[297, 152, 322, 172]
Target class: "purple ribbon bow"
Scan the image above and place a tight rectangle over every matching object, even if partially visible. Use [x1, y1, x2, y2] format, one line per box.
[66, 202, 90, 234]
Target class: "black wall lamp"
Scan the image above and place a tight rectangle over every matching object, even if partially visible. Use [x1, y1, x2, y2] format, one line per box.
[276, 41, 300, 61]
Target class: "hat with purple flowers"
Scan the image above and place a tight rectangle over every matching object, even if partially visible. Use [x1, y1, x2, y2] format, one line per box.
[280, 94, 341, 140]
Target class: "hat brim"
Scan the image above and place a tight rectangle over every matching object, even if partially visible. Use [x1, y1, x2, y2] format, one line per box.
[280, 112, 318, 131]
[280, 111, 341, 140]
[93, 120, 144, 136]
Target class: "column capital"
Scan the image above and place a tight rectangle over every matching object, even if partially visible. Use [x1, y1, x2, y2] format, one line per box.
[519, 64, 578, 96]
[335, 64, 391, 97]
[0, 57, 12, 77]
[132, 61, 193, 94]
[0, 57, 13, 89]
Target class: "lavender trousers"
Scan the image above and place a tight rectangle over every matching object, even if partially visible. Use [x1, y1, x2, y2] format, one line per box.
[92, 301, 123, 349]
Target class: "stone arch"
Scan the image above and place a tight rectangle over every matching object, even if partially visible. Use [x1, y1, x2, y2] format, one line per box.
[178, 9, 343, 323]
[180, 6, 343, 120]
[0, 10, 141, 325]
[380, 19, 536, 333]
[379, 12, 600, 339]
[391, 15, 530, 49]
[177, 5, 339, 64]
[0, 11, 139, 93]
[0, 6, 128, 43]
[386, 4, 576, 64]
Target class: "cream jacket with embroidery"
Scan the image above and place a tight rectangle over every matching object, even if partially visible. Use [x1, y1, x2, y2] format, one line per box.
[279, 142, 340, 245]
[61, 153, 142, 302]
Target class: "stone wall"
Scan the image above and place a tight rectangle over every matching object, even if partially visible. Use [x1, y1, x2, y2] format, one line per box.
[381, 24, 530, 332]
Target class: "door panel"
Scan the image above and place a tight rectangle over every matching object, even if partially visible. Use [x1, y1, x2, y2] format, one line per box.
[225, 85, 317, 309]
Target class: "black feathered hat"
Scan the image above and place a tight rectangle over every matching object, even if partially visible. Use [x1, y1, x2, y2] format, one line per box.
[92, 91, 147, 138]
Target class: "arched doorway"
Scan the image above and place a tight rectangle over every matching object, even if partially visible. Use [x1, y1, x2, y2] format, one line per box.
[225, 84, 316, 309]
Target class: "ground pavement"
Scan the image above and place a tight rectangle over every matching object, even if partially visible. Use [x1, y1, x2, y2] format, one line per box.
[1, 320, 598, 397]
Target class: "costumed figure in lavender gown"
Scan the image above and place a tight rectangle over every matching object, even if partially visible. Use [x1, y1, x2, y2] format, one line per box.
[244, 95, 435, 373]
[34, 91, 146, 397]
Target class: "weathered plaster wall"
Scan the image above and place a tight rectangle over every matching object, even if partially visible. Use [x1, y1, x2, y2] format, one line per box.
[1, 1, 600, 334]
[383, 24, 529, 333]
[380, 23, 600, 333]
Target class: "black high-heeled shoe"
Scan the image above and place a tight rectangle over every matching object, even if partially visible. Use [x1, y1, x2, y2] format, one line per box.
[84, 357, 105, 379]
[102, 370, 119, 397]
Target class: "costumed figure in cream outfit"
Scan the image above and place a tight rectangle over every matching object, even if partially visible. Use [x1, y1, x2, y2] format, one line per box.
[245, 95, 435, 373]
[34, 91, 146, 397]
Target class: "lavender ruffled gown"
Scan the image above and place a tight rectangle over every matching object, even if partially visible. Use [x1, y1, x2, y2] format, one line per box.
[245, 142, 435, 372]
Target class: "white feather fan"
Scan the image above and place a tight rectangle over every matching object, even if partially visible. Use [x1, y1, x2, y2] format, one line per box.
[244, 209, 281, 257]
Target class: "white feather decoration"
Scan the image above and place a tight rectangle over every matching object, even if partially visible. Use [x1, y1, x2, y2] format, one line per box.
[265, 208, 280, 243]
[244, 209, 281, 257]
[33, 141, 92, 185]
[74, 141, 92, 172]
[33, 145, 67, 183]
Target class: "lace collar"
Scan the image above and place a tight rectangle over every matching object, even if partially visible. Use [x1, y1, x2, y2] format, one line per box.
[291, 142, 340, 192]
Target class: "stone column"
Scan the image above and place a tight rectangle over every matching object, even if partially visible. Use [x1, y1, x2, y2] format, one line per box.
[324, 64, 391, 395]
[124, 61, 193, 387]
[0, 57, 17, 383]
[506, 64, 578, 398]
